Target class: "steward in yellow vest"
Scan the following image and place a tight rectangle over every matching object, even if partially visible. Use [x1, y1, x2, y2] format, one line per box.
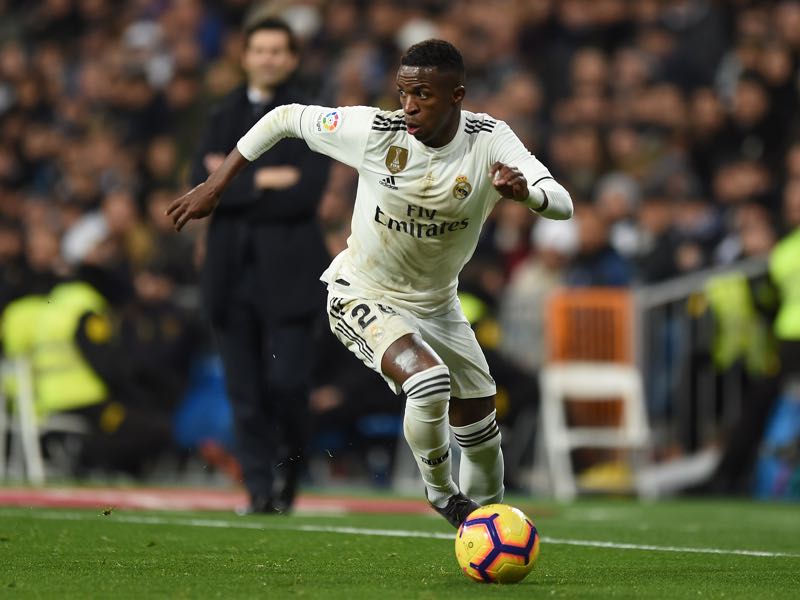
[33, 281, 110, 415]
[693, 234, 799, 495]
[704, 271, 779, 378]
[1, 282, 110, 417]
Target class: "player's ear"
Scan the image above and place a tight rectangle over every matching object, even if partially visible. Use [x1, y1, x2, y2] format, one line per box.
[452, 85, 465, 104]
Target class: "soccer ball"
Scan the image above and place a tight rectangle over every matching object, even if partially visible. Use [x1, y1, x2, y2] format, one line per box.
[454, 503, 539, 584]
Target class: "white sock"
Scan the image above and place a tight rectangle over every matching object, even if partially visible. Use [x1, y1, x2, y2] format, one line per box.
[451, 410, 504, 505]
[402, 364, 458, 507]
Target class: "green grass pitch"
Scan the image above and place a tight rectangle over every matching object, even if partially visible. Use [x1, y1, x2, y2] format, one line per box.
[1, 497, 799, 598]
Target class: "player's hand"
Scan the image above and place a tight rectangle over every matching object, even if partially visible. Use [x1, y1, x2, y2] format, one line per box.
[489, 162, 529, 202]
[166, 182, 220, 232]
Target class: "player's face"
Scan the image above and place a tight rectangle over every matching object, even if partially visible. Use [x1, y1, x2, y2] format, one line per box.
[243, 29, 298, 91]
[396, 66, 465, 147]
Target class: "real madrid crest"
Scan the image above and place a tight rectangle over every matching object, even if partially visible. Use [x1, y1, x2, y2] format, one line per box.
[385, 146, 408, 174]
[452, 175, 472, 200]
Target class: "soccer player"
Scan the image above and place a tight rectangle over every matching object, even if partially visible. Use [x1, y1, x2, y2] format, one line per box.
[169, 39, 573, 527]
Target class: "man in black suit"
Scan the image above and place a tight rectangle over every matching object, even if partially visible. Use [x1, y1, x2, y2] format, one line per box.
[190, 17, 330, 514]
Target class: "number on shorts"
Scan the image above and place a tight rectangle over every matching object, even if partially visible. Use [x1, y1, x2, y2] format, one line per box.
[351, 303, 377, 330]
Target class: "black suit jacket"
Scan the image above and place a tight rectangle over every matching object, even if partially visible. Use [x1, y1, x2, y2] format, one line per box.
[191, 83, 331, 324]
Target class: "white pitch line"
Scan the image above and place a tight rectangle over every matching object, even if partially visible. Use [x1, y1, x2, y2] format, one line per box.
[539, 537, 799, 558]
[3, 510, 799, 559]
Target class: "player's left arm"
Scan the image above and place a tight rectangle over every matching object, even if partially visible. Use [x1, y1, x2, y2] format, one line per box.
[488, 122, 573, 220]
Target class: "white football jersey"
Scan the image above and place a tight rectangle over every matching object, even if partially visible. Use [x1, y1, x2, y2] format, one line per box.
[239, 105, 568, 317]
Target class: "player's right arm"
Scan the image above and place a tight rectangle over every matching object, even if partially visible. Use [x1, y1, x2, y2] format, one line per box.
[168, 104, 376, 231]
[487, 121, 573, 220]
[167, 145, 249, 231]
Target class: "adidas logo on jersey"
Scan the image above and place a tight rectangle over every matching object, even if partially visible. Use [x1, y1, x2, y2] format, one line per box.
[379, 175, 398, 190]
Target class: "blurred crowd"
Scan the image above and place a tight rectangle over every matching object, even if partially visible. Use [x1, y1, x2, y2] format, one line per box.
[1, 0, 800, 484]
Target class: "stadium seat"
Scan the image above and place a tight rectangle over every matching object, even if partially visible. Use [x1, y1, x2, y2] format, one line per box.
[0, 358, 89, 484]
[538, 288, 651, 500]
[0, 357, 45, 483]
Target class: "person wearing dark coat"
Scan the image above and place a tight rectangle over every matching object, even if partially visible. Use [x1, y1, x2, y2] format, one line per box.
[189, 17, 330, 514]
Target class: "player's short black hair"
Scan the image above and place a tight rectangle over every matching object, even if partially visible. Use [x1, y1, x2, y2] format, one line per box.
[244, 17, 298, 53]
[401, 39, 465, 78]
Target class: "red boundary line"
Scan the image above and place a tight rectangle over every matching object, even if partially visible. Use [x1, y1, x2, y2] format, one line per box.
[0, 487, 433, 514]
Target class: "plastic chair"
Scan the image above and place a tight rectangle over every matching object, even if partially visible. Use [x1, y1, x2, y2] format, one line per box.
[538, 288, 650, 500]
[0, 358, 46, 483]
[0, 358, 90, 484]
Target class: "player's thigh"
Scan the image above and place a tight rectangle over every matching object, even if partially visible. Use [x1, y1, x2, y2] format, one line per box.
[415, 308, 496, 400]
[327, 294, 416, 392]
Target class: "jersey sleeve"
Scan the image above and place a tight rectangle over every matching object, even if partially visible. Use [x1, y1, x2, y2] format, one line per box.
[237, 103, 304, 161]
[489, 121, 573, 220]
[297, 105, 378, 170]
[236, 104, 377, 170]
[489, 121, 552, 187]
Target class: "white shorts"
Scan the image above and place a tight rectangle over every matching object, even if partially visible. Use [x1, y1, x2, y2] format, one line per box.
[326, 292, 496, 398]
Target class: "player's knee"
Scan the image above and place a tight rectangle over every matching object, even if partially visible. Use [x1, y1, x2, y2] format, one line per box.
[402, 364, 451, 407]
[401, 365, 451, 456]
[449, 396, 495, 427]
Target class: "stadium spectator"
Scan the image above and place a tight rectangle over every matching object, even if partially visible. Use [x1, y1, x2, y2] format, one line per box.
[498, 218, 579, 376]
[565, 203, 633, 287]
[594, 172, 641, 260]
[73, 256, 197, 477]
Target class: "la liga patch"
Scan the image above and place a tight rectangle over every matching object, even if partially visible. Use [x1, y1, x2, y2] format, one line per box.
[315, 110, 341, 133]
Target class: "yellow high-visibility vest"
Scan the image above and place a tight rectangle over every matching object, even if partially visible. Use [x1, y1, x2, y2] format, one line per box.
[1, 295, 48, 398]
[770, 228, 800, 340]
[2, 295, 47, 356]
[30, 282, 109, 415]
[705, 273, 777, 375]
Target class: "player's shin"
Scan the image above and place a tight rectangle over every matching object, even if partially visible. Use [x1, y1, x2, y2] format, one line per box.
[451, 410, 504, 505]
[401, 365, 459, 506]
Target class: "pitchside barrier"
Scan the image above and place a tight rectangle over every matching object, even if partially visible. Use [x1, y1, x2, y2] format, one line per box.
[632, 256, 772, 496]
[637, 257, 771, 448]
